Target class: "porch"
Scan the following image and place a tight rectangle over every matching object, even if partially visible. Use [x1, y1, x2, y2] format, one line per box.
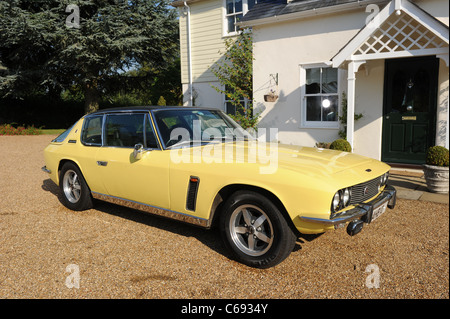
[332, 0, 449, 163]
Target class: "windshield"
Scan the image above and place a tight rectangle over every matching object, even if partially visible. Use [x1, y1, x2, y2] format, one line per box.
[153, 109, 251, 148]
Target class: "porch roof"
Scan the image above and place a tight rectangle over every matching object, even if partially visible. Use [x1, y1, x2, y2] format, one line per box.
[332, 0, 449, 67]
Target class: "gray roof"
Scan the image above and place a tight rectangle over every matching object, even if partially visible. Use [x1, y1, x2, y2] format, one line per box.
[241, 0, 384, 23]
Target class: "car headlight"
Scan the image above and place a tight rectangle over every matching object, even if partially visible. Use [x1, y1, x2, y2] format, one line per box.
[342, 188, 351, 206]
[384, 172, 389, 185]
[380, 172, 389, 187]
[331, 187, 352, 214]
[332, 192, 341, 212]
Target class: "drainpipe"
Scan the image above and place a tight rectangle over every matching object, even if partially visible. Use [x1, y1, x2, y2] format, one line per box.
[184, 1, 193, 106]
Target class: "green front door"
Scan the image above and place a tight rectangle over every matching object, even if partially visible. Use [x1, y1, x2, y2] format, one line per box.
[382, 56, 439, 164]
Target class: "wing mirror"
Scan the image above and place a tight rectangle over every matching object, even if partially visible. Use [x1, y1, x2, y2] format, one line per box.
[133, 143, 144, 159]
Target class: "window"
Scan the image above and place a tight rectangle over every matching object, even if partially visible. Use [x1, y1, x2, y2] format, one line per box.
[104, 114, 145, 148]
[224, 0, 257, 35]
[224, 85, 249, 116]
[81, 115, 103, 146]
[301, 65, 340, 128]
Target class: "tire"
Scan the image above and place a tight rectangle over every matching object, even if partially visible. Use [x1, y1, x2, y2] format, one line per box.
[220, 190, 297, 268]
[59, 162, 93, 211]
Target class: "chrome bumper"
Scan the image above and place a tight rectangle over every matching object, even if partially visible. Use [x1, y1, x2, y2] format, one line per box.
[41, 166, 51, 174]
[299, 185, 397, 227]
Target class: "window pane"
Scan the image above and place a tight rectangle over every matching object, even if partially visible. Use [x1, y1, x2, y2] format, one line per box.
[306, 68, 320, 94]
[145, 115, 158, 149]
[227, 16, 235, 33]
[235, 0, 242, 13]
[248, 0, 256, 10]
[226, 102, 236, 116]
[81, 115, 103, 145]
[236, 13, 243, 25]
[105, 114, 144, 148]
[322, 68, 338, 94]
[227, 0, 234, 14]
[321, 96, 338, 122]
[306, 96, 321, 121]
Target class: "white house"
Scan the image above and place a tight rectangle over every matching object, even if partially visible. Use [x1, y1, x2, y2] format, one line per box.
[172, 0, 449, 166]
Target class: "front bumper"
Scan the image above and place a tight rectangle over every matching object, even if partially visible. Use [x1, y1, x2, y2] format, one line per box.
[299, 185, 396, 227]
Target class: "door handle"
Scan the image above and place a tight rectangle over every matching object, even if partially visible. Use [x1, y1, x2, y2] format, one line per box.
[385, 116, 390, 119]
[97, 161, 108, 166]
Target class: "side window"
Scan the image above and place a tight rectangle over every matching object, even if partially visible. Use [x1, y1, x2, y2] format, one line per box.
[225, 0, 243, 35]
[145, 115, 158, 149]
[81, 115, 103, 146]
[104, 114, 145, 148]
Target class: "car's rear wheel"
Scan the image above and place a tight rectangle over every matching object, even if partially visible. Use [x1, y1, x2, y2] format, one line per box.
[220, 191, 297, 268]
[59, 162, 93, 211]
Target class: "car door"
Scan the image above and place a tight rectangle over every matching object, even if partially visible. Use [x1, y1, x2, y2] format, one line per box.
[94, 112, 170, 209]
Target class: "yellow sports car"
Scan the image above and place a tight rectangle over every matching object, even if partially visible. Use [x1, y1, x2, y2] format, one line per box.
[42, 106, 396, 268]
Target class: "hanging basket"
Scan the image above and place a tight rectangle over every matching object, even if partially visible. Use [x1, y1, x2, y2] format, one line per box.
[264, 94, 278, 102]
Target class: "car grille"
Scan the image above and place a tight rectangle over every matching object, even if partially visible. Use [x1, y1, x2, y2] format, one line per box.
[350, 176, 382, 205]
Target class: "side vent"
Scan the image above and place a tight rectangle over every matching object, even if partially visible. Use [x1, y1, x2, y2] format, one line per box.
[186, 176, 200, 211]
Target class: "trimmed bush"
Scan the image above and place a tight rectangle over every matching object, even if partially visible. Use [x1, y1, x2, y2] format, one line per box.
[426, 146, 449, 167]
[330, 139, 352, 152]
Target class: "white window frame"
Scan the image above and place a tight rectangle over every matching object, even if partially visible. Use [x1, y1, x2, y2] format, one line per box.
[299, 62, 343, 129]
[222, 0, 257, 37]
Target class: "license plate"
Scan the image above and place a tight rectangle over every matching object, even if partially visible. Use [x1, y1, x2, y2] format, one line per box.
[371, 202, 388, 222]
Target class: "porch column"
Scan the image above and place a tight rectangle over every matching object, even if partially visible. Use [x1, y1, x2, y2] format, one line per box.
[346, 61, 366, 151]
[438, 54, 449, 149]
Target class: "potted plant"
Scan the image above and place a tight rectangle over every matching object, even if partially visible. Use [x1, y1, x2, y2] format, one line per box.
[264, 89, 278, 102]
[423, 146, 449, 193]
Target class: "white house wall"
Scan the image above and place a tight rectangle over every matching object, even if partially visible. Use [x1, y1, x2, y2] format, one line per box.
[252, 10, 373, 147]
[414, 0, 449, 26]
[181, 81, 223, 108]
[353, 60, 385, 159]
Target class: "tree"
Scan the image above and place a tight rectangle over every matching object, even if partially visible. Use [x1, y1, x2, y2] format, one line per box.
[0, 0, 179, 113]
[210, 29, 259, 130]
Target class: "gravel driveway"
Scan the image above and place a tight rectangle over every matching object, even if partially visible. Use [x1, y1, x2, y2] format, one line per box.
[0, 135, 448, 299]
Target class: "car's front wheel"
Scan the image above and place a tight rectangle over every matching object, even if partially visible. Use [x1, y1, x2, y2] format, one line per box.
[59, 162, 93, 211]
[220, 191, 297, 268]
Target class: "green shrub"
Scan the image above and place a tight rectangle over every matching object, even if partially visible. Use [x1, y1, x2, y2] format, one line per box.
[426, 146, 449, 167]
[0, 124, 41, 135]
[330, 139, 352, 152]
[157, 96, 167, 106]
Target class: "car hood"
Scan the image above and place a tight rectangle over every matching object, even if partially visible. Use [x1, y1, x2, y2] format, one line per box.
[224, 142, 389, 184]
[274, 144, 374, 174]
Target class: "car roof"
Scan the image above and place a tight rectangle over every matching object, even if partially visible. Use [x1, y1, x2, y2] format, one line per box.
[86, 106, 221, 116]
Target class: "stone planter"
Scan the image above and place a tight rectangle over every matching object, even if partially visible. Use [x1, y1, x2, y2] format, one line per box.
[423, 164, 449, 194]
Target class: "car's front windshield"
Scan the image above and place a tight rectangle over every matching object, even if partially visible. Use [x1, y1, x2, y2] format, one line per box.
[153, 109, 252, 148]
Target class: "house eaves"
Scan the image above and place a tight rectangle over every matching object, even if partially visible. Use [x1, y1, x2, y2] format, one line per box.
[238, 0, 391, 27]
[171, 0, 204, 7]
